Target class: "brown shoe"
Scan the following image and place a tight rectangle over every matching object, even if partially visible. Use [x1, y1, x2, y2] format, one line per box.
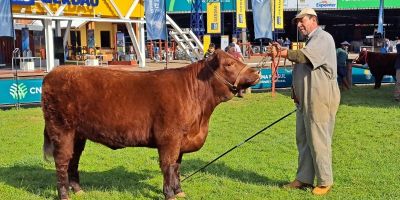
[312, 185, 332, 195]
[283, 180, 314, 190]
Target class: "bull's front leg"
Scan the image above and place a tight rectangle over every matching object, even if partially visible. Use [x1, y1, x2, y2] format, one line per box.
[158, 145, 183, 200]
[174, 153, 185, 198]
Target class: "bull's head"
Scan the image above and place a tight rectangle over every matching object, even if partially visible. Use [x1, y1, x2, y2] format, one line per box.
[202, 49, 261, 100]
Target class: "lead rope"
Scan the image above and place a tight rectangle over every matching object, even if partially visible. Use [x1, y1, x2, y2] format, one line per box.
[181, 109, 297, 182]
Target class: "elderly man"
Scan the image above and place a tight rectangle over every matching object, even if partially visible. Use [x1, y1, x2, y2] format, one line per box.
[269, 8, 340, 195]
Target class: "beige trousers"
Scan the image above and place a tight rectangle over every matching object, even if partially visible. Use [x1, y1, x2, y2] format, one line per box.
[295, 109, 335, 186]
[395, 69, 400, 100]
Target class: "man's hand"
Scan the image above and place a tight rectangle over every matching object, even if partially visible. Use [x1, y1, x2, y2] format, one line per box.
[268, 42, 282, 59]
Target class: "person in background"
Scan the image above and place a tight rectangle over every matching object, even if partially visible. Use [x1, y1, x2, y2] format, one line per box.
[284, 37, 292, 48]
[231, 37, 243, 57]
[336, 41, 350, 90]
[268, 8, 340, 196]
[204, 43, 216, 59]
[394, 41, 400, 102]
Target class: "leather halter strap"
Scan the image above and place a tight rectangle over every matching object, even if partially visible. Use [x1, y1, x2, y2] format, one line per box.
[208, 65, 249, 93]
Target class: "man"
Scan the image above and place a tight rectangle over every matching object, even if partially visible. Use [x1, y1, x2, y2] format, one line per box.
[231, 37, 243, 56]
[204, 43, 216, 59]
[336, 41, 350, 90]
[269, 8, 340, 195]
[394, 41, 400, 101]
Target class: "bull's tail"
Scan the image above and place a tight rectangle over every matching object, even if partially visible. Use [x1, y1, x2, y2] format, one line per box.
[43, 126, 54, 162]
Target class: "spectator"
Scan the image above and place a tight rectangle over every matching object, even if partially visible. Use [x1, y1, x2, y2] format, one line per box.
[283, 37, 291, 48]
[204, 43, 216, 59]
[394, 41, 400, 101]
[337, 41, 350, 90]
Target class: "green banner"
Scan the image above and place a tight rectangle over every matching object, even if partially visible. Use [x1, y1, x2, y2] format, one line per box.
[338, 0, 400, 9]
[167, 0, 235, 13]
[0, 78, 42, 105]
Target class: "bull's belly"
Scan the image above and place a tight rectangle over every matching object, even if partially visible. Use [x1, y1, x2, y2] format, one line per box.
[76, 126, 155, 149]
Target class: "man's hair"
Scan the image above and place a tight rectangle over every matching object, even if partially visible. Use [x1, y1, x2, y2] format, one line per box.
[209, 43, 215, 48]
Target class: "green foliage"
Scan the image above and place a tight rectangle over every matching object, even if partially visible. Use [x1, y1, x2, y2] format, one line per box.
[0, 85, 399, 200]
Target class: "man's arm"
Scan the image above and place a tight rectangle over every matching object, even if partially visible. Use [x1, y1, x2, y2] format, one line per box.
[271, 47, 310, 64]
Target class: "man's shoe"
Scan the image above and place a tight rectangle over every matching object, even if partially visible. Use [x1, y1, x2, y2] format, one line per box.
[283, 180, 314, 190]
[312, 185, 332, 195]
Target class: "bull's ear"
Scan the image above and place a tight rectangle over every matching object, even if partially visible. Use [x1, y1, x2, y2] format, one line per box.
[205, 50, 222, 71]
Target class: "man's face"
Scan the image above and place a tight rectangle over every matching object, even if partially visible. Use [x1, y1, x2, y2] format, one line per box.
[209, 47, 215, 52]
[296, 15, 316, 36]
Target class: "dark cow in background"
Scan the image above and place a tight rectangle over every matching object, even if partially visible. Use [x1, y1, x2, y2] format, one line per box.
[41, 49, 260, 200]
[366, 52, 397, 88]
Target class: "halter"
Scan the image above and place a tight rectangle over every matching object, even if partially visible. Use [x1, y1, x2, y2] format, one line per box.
[207, 64, 250, 93]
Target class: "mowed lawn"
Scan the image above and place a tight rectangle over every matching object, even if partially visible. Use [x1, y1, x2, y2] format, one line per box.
[0, 85, 399, 200]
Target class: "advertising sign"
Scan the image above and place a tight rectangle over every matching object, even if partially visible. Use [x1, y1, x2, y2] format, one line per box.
[203, 34, 211, 54]
[145, 0, 167, 40]
[274, 0, 284, 29]
[207, 2, 221, 34]
[0, 79, 42, 105]
[283, 0, 337, 10]
[167, 0, 235, 13]
[87, 29, 95, 48]
[221, 35, 229, 51]
[236, 0, 247, 28]
[12, 0, 144, 18]
[338, 0, 400, 9]
[21, 28, 29, 52]
[252, 0, 273, 39]
[251, 67, 293, 89]
[0, 0, 14, 37]
[116, 32, 125, 56]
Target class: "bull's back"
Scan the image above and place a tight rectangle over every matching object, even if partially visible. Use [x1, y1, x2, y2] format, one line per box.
[367, 52, 397, 75]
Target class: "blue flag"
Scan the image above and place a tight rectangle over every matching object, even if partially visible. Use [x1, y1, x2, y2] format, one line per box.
[0, 0, 14, 37]
[251, 0, 272, 39]
[145, 0, 167, 40]
[377, 0, 384, 35]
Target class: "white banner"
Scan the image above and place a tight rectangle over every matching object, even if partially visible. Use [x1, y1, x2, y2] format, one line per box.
[284, 0, 337, 9]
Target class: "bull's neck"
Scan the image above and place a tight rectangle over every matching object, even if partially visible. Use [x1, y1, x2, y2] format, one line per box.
[190, 62, 233, 114]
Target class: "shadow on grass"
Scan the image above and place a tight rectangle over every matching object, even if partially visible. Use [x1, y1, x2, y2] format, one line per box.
[0, 165, 161, 199]
[181, 158, 286, 187]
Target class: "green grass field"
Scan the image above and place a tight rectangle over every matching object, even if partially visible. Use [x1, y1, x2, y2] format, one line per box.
[0, 85, 399, 200]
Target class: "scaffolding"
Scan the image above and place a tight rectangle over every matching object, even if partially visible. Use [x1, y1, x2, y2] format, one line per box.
[190, 0, 205, 38]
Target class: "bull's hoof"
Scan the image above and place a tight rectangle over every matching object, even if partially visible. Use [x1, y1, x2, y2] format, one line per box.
[75, 190, 85, 196]
[176, 192, 186, 198]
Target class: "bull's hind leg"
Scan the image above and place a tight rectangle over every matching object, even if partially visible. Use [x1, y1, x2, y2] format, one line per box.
[158, 145, 181, 200]
[68, 138, 87, 195]
[53, 130, 75, 200]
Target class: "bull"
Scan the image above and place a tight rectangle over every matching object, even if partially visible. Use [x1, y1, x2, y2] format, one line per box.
[41, 50, 260, 200]
[366, 52, 397, 88]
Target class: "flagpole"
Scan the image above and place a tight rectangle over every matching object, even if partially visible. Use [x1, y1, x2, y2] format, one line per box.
[164, 0, 168, 69]
[9, 0, 20, 109]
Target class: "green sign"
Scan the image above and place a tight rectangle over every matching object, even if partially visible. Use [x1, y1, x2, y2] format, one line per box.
[167, 0, 235, 13]
[338, 0, 400, 9]
[0, 79, 43, 105]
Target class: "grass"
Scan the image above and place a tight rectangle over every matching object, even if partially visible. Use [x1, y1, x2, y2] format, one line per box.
[0, 84, 399, 200]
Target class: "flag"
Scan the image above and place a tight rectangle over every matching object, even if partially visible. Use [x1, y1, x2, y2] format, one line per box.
[236, 0, 247, 28]
[377, 0, 384, 35]
[274, 0, 284, 29]
[251, 0, 273, 39]
[0, 0, 14, 37]
[207, 2, 221, 34]
[145, 0, 167, 40]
